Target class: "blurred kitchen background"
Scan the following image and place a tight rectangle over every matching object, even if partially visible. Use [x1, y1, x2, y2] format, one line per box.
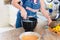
[0, 0, 60, 40]
[0, 0, 60, 27]
[0, 0, 18, 35]
[0, 0, 60, 35]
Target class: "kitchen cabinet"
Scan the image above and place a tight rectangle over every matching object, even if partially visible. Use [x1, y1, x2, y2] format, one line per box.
[0, 0, 9, 27]
[8, 5, 19, 26]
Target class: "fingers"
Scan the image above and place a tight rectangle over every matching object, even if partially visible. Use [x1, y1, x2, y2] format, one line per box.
[48, 20, 52, 26]
[23, 16, 27, 19]
[21, 14, 27, 19]
[20, 10, 27, 19]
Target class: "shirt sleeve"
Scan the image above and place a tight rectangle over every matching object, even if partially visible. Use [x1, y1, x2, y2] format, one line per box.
[19, 0, 23, 5]
[21, 0, 25, 4]
[19, 0, 26, 5]
[21, 0, 27, 5]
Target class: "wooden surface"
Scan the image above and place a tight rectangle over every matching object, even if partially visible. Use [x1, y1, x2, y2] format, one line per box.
[0, 20, 60, 40]
[0, 27, 60, 40]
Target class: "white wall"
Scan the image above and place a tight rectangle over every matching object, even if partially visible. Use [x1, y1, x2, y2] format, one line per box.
[0, 0, 9, 27]
[0, 0, 19, 27]
[8, 5, 18, 26]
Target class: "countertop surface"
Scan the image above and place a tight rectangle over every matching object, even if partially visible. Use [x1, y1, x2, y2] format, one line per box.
[0, 27, 60, 40]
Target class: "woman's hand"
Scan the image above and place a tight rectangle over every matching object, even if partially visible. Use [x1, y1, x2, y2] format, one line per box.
[48, 19, 52, 26]
[40, 0, 52, 26]
[12, 0, 27, 19]
[20, 8, 27, 19]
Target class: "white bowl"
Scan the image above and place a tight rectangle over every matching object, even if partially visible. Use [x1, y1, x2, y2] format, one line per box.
[19, 32, 41, 40]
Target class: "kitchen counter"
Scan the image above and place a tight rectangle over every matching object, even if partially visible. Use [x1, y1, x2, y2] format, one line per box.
[0, 27, 60, 40]
[0, 27, 24, 40]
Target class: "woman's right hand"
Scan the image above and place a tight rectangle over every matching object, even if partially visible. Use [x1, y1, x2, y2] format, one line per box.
[20, 8, 27, 19]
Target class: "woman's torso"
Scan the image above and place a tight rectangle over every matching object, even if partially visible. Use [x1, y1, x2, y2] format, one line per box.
[20, 0, 40, 17]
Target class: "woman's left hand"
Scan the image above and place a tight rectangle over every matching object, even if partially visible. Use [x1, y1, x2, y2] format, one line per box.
[48, 19, 52, 26]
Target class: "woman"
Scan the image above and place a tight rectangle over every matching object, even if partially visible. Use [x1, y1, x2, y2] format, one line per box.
[12, 0, 52, 28]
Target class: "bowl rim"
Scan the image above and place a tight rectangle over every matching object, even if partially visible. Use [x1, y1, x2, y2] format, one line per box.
[19, 32, 41, 40]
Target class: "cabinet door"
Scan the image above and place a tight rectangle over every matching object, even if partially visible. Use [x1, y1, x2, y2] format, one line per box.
[9, 5, 19, 26]
[0, 0, 9, 27]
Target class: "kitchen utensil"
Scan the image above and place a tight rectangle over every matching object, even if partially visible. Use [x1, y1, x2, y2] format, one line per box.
[22, 17, 37, 32]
